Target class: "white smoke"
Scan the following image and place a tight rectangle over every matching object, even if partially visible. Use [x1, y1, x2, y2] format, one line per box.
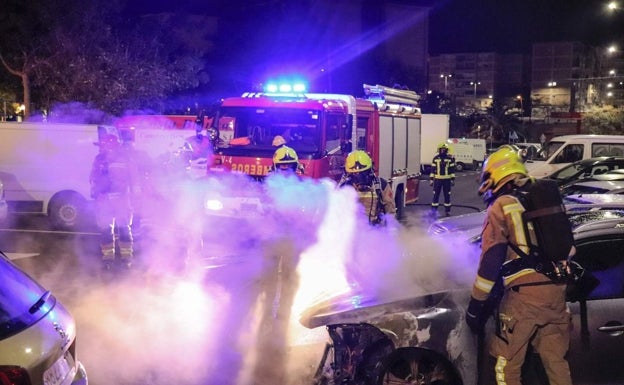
[5, 114, 482, 385]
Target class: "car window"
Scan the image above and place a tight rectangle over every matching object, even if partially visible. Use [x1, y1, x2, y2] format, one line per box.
[592, 143, 624, 157]
[553, 144, 583, 164]
[573, 237, 624, 300]
[562, 184, 610, 196]
[0, 253, 55, 340]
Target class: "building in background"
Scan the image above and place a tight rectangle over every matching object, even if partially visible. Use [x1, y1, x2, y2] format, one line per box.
[428, 52, 526, 115]
[428, 40, 624, 118]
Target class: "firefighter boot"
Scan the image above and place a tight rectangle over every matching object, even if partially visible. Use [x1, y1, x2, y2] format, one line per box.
[101, 243, 115, 270]
[119, 241, 134, 269]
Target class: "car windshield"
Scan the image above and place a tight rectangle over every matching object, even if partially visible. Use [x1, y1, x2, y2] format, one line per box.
[548, 161, 591, 182]
[540, 140, 564, 160]
[0, 252, 55, 340]
[214, 106, 321, 154]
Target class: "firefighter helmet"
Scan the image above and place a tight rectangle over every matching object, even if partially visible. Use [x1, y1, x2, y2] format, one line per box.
[437, 143, 449, 152]
[479, 146, 527, 195]
[273, 145, 299, 172]
[345, 150, 372, 173]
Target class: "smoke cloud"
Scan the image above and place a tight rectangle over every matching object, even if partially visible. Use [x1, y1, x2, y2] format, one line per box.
[3, 113, 481, 385]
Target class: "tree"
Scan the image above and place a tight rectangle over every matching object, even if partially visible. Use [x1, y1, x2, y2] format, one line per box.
[0, 0, 213, 119]
[582, 106, 624, 134]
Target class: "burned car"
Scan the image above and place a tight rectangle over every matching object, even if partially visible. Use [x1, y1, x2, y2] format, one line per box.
[301, 205, 624, 385]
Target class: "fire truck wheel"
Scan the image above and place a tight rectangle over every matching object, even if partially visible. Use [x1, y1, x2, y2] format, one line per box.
[48, 191, 88, 231]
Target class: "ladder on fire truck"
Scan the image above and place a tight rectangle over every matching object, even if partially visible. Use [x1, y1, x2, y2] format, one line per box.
[363, 84, 421, 114]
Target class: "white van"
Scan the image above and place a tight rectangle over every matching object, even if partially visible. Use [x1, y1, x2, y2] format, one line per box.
[447, 138, 487, 171]
[525, 134, 624, 178]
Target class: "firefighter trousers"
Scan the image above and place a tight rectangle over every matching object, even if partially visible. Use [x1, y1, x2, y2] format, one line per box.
[431, 179, 452, 212]
[488, 282, 572, 385]
[95, 193, 134, 262]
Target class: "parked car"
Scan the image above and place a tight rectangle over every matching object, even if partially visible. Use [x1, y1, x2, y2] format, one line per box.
[543, 156, 624, 187]
[428, 193, 624, 242]
[0, 251, 88, 385]
[560, 179, 624, 196]
[301, 205, 624, 385]
[525, 134, 624, 178]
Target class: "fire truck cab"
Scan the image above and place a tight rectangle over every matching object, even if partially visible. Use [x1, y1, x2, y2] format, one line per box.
[209, 83, 422, 219]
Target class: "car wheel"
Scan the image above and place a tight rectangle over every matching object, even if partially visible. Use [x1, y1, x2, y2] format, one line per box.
[48, 191, 89, 231]
[455, 162, 464, 172]
[376, 348, 461, 385]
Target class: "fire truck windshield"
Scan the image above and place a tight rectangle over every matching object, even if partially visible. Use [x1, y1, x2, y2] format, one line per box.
[214, 107, 321, 154]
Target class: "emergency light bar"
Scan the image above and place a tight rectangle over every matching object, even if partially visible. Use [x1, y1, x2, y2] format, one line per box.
[264, 82, 307, 94]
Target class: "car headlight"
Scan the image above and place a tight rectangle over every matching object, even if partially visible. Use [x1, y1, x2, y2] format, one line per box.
[204, 197, 224, 211]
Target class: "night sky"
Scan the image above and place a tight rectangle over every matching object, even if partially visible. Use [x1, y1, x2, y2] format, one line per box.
[429, 0, 624, 54]
[130, 0, 624, 54]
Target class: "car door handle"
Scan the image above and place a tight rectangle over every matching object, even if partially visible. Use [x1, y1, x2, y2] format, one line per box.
[598, 324, 624, 333]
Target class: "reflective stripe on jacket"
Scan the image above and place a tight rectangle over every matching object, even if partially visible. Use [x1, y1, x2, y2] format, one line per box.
[429, 154, 455, 179]
[471, 187, 549, 301]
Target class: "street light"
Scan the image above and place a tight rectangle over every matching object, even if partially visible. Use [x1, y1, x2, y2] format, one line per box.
[440, 73, 452, 95]
[470, 81, 481, 100]
[608, 1, 619, 11]
[517, 95, 523, 116]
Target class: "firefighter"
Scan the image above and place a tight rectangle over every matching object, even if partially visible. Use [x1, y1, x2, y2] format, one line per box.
[90, 131, 141, 269]
[429, 142, 455, 216]
[465, 146, 573, 385]
[270, 145, 304, 175]
[339, 150, 396, 225]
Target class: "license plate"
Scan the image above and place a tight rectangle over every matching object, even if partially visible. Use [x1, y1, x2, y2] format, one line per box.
[43, 352, 76, 385]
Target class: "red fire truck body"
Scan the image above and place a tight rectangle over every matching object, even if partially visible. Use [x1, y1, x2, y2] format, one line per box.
[209, 85, 423, 217]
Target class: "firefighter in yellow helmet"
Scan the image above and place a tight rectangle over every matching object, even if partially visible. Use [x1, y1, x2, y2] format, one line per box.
[429, 142, 455, 216]
[466, 146, 574, 385]
[271, 145, 303, 175]
[339, 150, 396, 225]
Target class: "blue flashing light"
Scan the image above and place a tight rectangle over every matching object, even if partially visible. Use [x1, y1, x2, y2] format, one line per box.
[292, 83, 306, 92]
[263, 79, 308, 94]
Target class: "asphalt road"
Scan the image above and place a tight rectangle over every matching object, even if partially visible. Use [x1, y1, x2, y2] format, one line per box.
[0, 170, 484, 385]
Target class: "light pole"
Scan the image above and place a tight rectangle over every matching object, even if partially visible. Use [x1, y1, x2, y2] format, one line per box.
[547, 81, 557, 105]
[517, 95, 523, 116]
[470, 81, 481, 104]
[440, 73, 452, 95]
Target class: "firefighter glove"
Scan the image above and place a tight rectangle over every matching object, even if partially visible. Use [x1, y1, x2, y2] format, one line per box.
[429, 179, 434, 186]
[451, 179, 455, 186]
[466, 297, 487, 334]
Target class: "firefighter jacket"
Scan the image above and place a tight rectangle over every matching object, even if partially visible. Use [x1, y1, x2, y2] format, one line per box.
[471, 176, 555, 302]
[339, 175, 396, 224]
[429, 153, 455, 180]
[89, 147, 143, 199]
[355, 178, 396, 223]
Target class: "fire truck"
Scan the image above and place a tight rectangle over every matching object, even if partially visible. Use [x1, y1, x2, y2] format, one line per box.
[208, 83, 423, 219]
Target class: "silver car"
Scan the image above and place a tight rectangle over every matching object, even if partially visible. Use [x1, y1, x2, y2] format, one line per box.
[302, 206, 624, 385]
[0, 251, 88, 385]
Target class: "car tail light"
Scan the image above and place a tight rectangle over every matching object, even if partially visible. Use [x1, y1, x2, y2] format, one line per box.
[0, 366, 31, 385]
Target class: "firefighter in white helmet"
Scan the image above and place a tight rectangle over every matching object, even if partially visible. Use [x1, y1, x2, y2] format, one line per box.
[339, 150, 396, 225]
